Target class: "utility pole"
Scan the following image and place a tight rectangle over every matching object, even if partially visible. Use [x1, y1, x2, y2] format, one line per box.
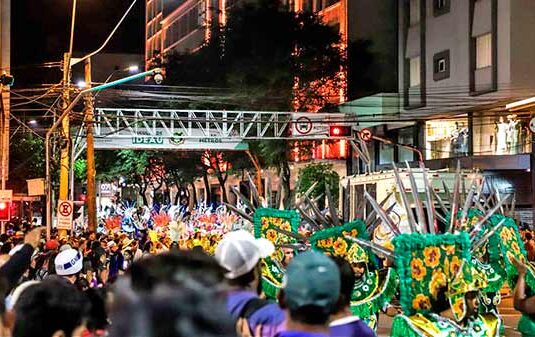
[84, 58, 96, 232]
[57, 53, 72, 237]
[0, 84, 8, 234]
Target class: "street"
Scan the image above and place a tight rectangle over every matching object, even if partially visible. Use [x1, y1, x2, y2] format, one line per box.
[377, 297, 521, 337]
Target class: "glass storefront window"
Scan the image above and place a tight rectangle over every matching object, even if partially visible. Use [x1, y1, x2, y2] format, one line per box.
[425, 119, 468, 159]
[398, 127, 415, 162]
[473, 113, 530, 156]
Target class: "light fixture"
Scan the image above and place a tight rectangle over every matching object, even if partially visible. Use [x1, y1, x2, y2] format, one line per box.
[76, 80, 86, 89]
[128, 65, 139, 73]
[28, 120, 37, 125]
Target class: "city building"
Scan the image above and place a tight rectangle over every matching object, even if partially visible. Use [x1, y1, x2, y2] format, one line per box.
[353, 0, 535, 223]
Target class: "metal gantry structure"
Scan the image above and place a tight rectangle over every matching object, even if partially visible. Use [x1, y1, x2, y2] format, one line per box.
[92, 108, 346, 140]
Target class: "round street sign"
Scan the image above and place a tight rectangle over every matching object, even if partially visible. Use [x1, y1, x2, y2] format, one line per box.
[295, 116, 313, 135]
[59, 201, 73, 217]
[360, 128, 373, 142]
[529, 117, 535, 134]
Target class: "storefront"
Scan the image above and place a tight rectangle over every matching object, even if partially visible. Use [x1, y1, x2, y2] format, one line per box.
[425, 118, 469, 159]
[472, 112, 531, 156]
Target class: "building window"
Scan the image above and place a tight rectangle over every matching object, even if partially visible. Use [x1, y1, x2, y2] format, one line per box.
[433, 0, 450, 16]
[409, 0, 420, 25]
[409, 56, 421, 87]
[476, 33, 492, 69]
[433, 50, 450, 81]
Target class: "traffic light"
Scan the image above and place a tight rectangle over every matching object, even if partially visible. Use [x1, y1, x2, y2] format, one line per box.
[0, 202, 10, 221]
[329, 125, 352, 137]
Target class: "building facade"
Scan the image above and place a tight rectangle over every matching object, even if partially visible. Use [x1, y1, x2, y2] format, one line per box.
[358, 0, 535, 222]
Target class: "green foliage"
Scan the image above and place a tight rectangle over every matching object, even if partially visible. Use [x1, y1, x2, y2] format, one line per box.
[74, 159, 87, 181]
[296, 162, 339, 205]
[8, 132, 45, 192]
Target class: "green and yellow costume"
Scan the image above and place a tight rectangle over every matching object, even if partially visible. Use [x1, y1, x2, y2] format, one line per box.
[310, 220, 398, 331]
[253, 208, 300, 299]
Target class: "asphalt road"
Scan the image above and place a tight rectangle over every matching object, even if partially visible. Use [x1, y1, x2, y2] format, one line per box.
[377, 297, 521, 336]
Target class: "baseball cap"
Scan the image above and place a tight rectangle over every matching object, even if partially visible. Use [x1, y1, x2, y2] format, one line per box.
[55, 248, 83, 276]
[45, 239, 60, 251]
[283, 251, 340, 312]
[215, 230, 274, 279]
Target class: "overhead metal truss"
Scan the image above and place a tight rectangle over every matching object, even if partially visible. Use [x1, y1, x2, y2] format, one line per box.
[93, 108, 347, 140]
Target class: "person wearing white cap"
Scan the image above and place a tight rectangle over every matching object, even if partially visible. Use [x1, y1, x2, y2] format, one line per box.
[215, 230, 285, 337]
[54, 248, 84, 285]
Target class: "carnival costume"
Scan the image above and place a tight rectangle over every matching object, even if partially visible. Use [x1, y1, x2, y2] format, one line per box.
[310, 220, 398, 330]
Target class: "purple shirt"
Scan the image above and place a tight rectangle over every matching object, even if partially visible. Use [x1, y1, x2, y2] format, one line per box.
[276, 332, 330, 337]
[329, 316, 376, 337]
[227, 290, 286, 337]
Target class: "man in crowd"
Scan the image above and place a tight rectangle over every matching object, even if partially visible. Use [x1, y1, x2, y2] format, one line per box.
[54, 248, 84, 285]
[215, 230, 285, 337]
[276, 251, 340, 337]
[12, 279, 89, 337]
[329, 257, 375, 337]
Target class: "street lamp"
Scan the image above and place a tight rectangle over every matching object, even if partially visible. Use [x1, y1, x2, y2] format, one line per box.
[101, 65, 140, 85]
[45, 68, 163, 239]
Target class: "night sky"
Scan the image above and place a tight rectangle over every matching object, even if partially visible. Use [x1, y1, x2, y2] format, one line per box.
[12, 0, 145, 87]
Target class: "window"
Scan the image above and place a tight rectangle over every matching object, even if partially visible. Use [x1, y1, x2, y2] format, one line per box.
[433, 50, 450, 81]
[433, 0, 450, 16]
[409, 56, 421, 87]
[410, 0, 420, 25]
[437, 59, 446, 72]
[476, 33, 492, 69]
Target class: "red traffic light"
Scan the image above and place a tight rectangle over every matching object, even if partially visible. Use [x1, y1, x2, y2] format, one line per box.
[0, 202, 10, 221]
[329, 125, 352, 137]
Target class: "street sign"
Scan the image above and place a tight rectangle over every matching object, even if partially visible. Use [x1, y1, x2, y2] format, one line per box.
[0, 190, 12, 202]
[294, 116, 313, 135]
[57, 200, 73, 230]
[529, 117, 535, 134]
[27, 178, 45, 196]
[360, 128, 373, 142]
[94, 128, 249, 151]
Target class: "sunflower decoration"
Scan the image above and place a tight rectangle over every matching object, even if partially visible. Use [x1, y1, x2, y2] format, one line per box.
[333, 237, 349, 256]
[423, 246, 441, 268]
[447, 260, 488, 322]
[410, 258, 427, 282]
[252, 208, 300, 299]
[487, 214, 535, 290]
[310, 220, 371, 264]
[393, 232, 470, 316]
[412, 294, 432, 311]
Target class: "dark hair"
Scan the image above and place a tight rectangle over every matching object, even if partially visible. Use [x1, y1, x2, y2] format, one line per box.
[527, 232, 533, 240]
[85, 288, 109, 332]
[129, 250, 225, 292]
[13, 279, 89, 337]
[109, 285, 235, 337]
[47, 252, 58, 275]
[331, 256, 355, 309]
[288, 305, 330, 325]
[430, 286, 450, 314]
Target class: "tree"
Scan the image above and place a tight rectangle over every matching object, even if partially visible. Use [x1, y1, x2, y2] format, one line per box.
[7, 132, 45, 193]
[296, 162, 340, 208]
[164, 1, 344, 206]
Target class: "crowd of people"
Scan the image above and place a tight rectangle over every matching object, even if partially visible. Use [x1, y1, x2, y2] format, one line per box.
[2, 168, 535, 337]
[0, 218, 379, 337]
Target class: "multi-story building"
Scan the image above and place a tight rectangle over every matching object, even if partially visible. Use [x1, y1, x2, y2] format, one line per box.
[361, 0, 535, 222]
[145, 0, 227, 69]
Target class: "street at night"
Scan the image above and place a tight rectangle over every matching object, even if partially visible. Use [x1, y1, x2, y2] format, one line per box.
[1, 0, 535, 337]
